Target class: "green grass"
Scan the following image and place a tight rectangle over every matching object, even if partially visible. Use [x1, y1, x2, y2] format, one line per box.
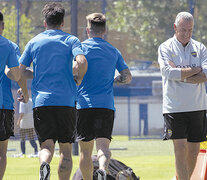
[4, 136, 175, 180]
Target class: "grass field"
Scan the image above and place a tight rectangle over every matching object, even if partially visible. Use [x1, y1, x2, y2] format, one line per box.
[4, 136, 175, 180]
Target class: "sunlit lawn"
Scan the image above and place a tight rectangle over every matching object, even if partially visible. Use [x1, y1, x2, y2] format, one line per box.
[4, 136, 175, 180]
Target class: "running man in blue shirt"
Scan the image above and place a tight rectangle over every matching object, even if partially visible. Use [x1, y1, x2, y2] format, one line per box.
[0, 12, 28, 180]
[19, 3, 87, 180]
[3, 41, 21, 110]
[75, 13, 132, 180]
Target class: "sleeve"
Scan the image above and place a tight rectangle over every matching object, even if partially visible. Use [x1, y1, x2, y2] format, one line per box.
[19, 102, 25, 114]
[19, 41, 33, 67]
[6, 42, 19, 68]
[158, 43, 181, 81]
[70, 36, 85, 57]
[200, 43, 207, 77]
[14, 44, 21, 60]
[116, 49, 128, 72]
[11, 41, 21, 60]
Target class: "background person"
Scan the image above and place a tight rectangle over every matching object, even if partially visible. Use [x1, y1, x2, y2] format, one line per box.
[158, 11, 207, 180]
[16, 93, 38, 158]
[0, 11, 28, 180]
[19, 3, 87, 180]
[75, 13, 132, 180]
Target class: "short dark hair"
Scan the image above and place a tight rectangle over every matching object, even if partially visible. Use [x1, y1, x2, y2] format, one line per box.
[0, 12, 3, 21]
[42, 3, 65, 28]
[86, 13, 106, 35]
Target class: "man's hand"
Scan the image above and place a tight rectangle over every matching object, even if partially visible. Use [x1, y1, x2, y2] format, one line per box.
[168, 60, 203, 81]
[73, 55, 88, 85]
[17, 88, 29, 103]
[168, 60, 176, 68]
[73, 60, 82, 85]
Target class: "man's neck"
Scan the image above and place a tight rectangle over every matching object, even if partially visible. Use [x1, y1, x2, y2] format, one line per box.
[89, 34, 104, 39]
[46, 26, 62, 30]
[46, 28, 61, 30]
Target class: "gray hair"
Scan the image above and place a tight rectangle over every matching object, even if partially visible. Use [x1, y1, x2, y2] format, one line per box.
[174, 12, 194, 26]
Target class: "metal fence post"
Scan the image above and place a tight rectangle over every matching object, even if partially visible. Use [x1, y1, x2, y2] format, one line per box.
[16, 0, 20, 47]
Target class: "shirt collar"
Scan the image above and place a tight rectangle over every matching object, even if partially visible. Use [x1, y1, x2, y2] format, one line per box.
[173, 35, 192, 48]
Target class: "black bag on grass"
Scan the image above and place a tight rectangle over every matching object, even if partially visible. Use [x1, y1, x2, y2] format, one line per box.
[72, 155, 140, 180]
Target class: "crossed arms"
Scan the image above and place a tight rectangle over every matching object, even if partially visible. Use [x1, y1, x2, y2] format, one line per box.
[168, 60, 207, 84]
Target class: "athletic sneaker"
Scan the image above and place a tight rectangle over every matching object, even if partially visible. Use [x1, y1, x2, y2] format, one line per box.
[39, 162, 50, 180]
[28, 152, 39, 158]
[96, 169, 107, 180]
[12, 153, 25, 158]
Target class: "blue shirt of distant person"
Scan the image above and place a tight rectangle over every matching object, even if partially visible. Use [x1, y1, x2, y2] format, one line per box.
[19, 29, 84, 108]
[76, 37, 129, 111]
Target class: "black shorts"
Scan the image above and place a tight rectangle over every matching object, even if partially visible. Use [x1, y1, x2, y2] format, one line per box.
[33, 106, 76, 145]
[0, 109, 14, 141]
[163, 110, 207, 142]
[76, 108, 114, 142]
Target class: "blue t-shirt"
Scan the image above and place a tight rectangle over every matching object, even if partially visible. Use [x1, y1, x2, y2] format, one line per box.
[19, 29, 84, 108]
[76, 37, 128, 110]
[2, 42, 20, 110]
[0, 36, 19, 108]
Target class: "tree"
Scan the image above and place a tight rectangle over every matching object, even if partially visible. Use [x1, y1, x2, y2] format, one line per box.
[106, 0, 188, 61]
[193, 0, 207, 46]
[2, 5, 34, 52]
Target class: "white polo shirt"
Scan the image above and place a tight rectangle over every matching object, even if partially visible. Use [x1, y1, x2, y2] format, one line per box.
[19, 98, 34, 129]
[158, 35, 207, 113]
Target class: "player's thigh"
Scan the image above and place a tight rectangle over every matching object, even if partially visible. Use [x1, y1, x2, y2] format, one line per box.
[163, 112, 188, 140]
[0, 109, 14, 141]
[59, 142, 73, 157]
[79, 140, 94, 155]
[0, 140, 8, 156]
[33, 106, 57, 144]
[96, 138, 110, 150]
[93, 108, 114, 140]
[56, 106, 76, 144]
[76, 109, 95, 141]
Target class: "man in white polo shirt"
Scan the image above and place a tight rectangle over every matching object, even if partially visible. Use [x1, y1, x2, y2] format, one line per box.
[158, 12, 207, 180]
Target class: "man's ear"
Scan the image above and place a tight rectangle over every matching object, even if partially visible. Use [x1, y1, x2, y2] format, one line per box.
[61, 21, 64, 27]
[43, 20, 47, 28]
[173, 23, 177, 32]
[86, 27, 90, 34]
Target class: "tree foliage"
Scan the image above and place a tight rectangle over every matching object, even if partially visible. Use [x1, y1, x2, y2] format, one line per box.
[2, 5, 34, 52]
[106, 0, 188, 61]
[193, 0, 207, 46]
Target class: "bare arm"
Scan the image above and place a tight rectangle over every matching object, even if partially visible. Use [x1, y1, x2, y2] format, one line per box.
[181, 67, 202, 80]
[184, 72, 207, 84]
[114, 68, 132, 85]
[73, 55, 88, 85]
[168, 60, 202, 81]
[17, 113, 24, 128]
[73, 60, 79, 84]
[5, 66, 20, 81]
[17, 78, 29, 103]
[19, 64, 33, 79]
[18, 64, 31, 103]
